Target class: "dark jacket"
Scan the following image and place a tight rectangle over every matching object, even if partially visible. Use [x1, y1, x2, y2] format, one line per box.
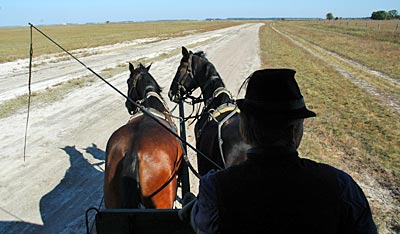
[192, 146, 377, 234]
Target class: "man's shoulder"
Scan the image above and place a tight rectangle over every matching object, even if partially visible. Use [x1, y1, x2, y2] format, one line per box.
[299, 157, 346, 174]
[299, 157, 363, 195]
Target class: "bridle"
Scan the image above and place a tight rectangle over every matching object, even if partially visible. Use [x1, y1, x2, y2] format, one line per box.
[127, 71, 142, 99]
[174, 53, 220, 105]
[171, 52, 235, 126]
[127, 70, 168, 114]
[175, 52, 198, 98]
[173, 52, 237, 170]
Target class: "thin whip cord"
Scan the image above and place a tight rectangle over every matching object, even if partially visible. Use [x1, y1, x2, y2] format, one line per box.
[23, 25, 33, 162]
[27, 23, 222, 171]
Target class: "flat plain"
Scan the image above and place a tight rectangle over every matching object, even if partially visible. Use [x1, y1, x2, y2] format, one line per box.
[0, 20, 398, 233]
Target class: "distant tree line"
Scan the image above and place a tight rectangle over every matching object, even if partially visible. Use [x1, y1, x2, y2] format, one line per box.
[326, 10, 399, 20]
[371, 10, 399, 20]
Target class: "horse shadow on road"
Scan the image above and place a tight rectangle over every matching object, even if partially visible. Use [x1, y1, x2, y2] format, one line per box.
[0, 143, 105, 234]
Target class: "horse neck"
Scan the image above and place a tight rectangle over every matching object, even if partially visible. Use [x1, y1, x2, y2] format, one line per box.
[196, 63, 232, 110]
[142, 92, 168, 113]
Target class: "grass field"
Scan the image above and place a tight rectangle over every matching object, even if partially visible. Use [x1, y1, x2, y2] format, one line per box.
[0, 20, 243, 118]
[0, 20, 242, 63]
[322, 19, 400, 35]
[0, 29, 220, 119]
[259, 20, 399, 234]
[273, 20, 400, 78]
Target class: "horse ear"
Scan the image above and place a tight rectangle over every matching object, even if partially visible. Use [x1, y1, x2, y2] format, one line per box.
[146, 63, 152, 71]
[182, 46, 190, 58]
[129, 63, 134, 72]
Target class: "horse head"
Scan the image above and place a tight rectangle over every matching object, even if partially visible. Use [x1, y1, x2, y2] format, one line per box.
[125, 62, 162, 114]
[168, 46, 207, 103]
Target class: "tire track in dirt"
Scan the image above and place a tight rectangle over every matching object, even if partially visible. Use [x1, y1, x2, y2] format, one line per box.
[270, 24, 400, 113]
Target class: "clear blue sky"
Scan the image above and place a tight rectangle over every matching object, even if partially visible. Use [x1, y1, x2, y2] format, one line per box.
[1, 0, 399, 27]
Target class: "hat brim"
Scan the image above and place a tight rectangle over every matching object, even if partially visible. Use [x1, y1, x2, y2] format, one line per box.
[237, 99, 316, 119]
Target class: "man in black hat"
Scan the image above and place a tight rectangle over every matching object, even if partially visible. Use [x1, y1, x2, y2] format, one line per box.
[180, 69, 377, 234]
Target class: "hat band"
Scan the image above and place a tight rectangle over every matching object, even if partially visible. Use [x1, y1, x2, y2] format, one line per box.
[244, 98, 306, 111]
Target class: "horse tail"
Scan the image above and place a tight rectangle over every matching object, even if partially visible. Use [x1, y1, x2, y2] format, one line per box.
[120, 150, 141, 208]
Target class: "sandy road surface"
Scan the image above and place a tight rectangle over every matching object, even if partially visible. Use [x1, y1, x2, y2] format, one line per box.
[0, 23, 261, 233]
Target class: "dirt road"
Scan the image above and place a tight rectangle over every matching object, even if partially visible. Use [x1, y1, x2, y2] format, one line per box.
[0, 23, 261, 233]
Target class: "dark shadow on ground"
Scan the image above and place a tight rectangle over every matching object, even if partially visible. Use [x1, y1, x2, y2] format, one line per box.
[0, 144, 105, 234]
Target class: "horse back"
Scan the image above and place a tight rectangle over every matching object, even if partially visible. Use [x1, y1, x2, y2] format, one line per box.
[104, 116, 182, 208]
[195, 111, 249, 175]
[104, 121, 137, 208]
[220, 114, 249, 166]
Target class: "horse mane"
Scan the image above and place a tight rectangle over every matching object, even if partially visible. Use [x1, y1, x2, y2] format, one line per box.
[193, 50, 211, 65]
[137, 63, 163, 94]
[194, 51, 206, 57]
[190, 51, 228, 89]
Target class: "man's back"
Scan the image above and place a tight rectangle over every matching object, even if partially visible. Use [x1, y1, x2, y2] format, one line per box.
[208, 147, 376, 234]
[189, 69, 377, 234]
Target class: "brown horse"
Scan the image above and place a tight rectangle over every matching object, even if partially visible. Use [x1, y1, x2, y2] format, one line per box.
[168, 47, 250, 176]
[104, 63, 183, 209]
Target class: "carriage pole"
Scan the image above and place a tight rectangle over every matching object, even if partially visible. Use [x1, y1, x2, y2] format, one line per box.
[179, 101, 191, 197]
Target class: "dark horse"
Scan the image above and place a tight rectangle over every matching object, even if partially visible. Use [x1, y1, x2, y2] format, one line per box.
[104, 63, 183, 208]
[168, 47, 250, 176]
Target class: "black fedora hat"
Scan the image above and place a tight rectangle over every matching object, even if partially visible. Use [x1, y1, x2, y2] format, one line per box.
[237, 69, 316, 119]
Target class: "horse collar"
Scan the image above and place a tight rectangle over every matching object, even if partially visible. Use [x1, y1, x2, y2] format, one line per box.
[145, 91, 168, 110]
[204, 87, 232, 108]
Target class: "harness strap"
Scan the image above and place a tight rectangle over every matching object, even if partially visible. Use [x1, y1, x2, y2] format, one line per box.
[147, 155, 184, 199]
[128, 108, 178, 133]
[129, 108, 160, 122]
[179, 53, 196, 96]
[129, 88, 179, 133]
[205, 87, 232, 107]
[196, 86, 235, 139]
[209, 103, 239, 120]
[213, 87, 232, 99]
[145, 91, 169, 111]
[196, 103, 239, 168]
[216, 105, 239, 168]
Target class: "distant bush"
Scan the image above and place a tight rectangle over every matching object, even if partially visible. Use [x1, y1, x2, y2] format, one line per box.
[388, 10, 399, 19]
[326, 13, 334, 20]
[371, 9, 399, 20]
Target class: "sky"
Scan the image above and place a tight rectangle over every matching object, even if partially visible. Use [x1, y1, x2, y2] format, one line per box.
[0, 0, 399, 27]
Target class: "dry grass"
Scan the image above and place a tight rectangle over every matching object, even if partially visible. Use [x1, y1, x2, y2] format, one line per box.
[270, 23, 399, 104]
[0, 33, 218, 119]
[272, 20, 400, 79]
[0, 20, 239, 118]
[259, 21, 399, 234]
[322, 19, 400, 35]
[0, 76, 95, 119]
[0, 21, 242, 63]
